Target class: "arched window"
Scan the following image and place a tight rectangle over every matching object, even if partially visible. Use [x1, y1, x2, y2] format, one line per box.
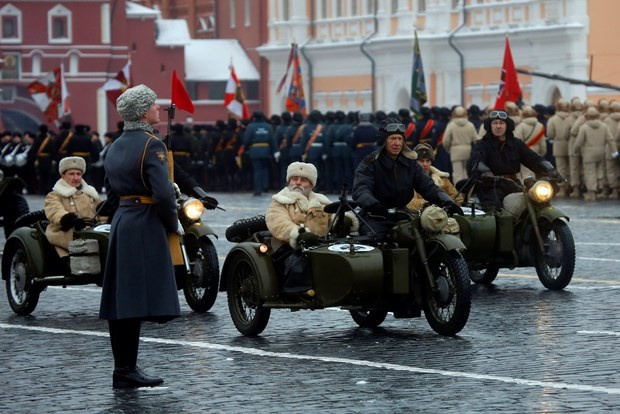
[48, 4, 72, 43]
[0, 3, 22, 43]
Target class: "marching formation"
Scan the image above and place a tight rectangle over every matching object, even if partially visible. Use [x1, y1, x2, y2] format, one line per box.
[2, 97, 619, 201]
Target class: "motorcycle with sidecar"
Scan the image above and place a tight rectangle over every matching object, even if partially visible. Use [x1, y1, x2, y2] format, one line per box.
[221, 197, 472, 337]
[1, 189, 220, 315]
[455, 174, 575, 290]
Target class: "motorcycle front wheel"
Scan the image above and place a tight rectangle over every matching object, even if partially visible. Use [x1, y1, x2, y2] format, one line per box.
[183, 237, 220, 313]
[422, 249, 471, 336]
[3, 241, 40, 315]
[226, 251, 271, 336]
[534, 220, 575, 290]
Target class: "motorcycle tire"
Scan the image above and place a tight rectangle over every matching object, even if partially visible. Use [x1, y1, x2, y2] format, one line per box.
[2, 240, 40, 315]
[422, 249, 471, 336]
[183, 237, 220, 313]
[226, 251, 271, 336]
[534, 220, 575, 290]
[350, 309, 388, 328]
[3, 195, 30, 238]
[469, 266, 499, 285]
[225, 215, 267, 243]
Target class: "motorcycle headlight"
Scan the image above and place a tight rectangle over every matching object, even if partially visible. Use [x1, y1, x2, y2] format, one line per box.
[182, 198, 204, 221]
[528, 181, 554, 204]
[0, 169, 4, 181]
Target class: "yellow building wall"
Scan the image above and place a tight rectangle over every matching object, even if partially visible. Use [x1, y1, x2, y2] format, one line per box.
[587, 0, 620, 101]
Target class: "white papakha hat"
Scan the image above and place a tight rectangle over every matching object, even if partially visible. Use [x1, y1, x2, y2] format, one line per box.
[286, 161, 318, 187]
[59, 156, 86, 174]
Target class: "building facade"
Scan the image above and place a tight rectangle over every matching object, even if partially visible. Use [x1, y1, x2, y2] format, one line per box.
[258, 0, 620, 115]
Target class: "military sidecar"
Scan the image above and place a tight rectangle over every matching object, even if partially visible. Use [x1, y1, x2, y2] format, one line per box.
[221, 203, 471, 337]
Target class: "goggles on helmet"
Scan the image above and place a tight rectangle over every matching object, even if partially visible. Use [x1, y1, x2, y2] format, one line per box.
[384, 123, 406, 133]
[489, 110, 509, 120]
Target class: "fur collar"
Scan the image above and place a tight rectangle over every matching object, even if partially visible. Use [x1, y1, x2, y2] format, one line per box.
[272, 187, 331, 211]
[428, 166, 449, 186]
[52, 178, 100, 200]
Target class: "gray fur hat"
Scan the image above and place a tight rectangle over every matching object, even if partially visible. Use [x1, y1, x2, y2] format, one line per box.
[116, 84, 157, 122]
[59, 156, 86, 174]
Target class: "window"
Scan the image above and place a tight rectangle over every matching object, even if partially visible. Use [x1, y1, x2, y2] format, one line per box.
[282, 0, 290, 21]
[351, 0, 358, 16]
[0, 86, 16, 103]
[391, 0, 398, 14]
[320, 0, 327, 19]
[48, 5, 71, 43]
[0, 4, 22, 43]
[229, 0, 236, 29]
[452, 0, 460, 8]
[336, 0, 343, 17]
[244, 0, 250, 26]
[418, 0, 426, 13]
[1, 53, 20, 79]
[366, 0, 374, 15]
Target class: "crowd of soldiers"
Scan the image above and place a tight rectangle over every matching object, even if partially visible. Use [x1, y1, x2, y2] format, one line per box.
[1, 97, 619, 201]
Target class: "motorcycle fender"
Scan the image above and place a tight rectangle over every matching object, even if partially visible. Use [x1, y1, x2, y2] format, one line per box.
[184, 222, 218, 239]
[2, 228, 46, 279]
[426, 233, 466, 251]
[220, 243, 279, 299]
[537, 205, 570, 224]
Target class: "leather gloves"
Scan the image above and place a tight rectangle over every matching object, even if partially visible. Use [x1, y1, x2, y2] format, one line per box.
[442, 201, 464, 216]
[547, 169, 565, 183]
[192, 185, 218, 210]
[202, 195, 219, 210]
[60, 213, 86, 231]
[297, 230, 320, 247]
[367, 203, 389, 217]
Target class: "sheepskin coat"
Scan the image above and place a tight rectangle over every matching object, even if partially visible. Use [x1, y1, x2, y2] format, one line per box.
[442, 118, 477, 161]
[44, 178, 100, 257]
[574, 119, 615, 163]
[547, 111, 571, 157]
[407, 166, 464, 211]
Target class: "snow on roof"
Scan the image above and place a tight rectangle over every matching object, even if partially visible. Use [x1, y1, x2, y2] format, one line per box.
[126, 1, 160, 19]
[155, 19, 191, 46]
[185, 39, 259, 81]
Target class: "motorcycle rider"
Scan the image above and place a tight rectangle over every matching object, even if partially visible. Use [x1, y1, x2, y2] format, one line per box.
[353, 117, 463, 239]
[468, 109, 563, 211]
[44, 156, 101, 258]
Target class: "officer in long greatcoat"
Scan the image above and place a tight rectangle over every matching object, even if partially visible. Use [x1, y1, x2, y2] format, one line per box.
[99, 84, 180, 389]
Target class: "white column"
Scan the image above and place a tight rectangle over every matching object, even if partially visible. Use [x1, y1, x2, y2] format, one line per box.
[96, 88, 108, 136]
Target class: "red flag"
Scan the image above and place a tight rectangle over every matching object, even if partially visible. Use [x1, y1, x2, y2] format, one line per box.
[275, 43, 295, 94]
[101, 58, 132, 105]
[27, 65, 70, 124]
[171, 69, 194, 113]
[494, 36, 522, 110]
[285, 44, 307, 116]
[224, 64, 250, 119]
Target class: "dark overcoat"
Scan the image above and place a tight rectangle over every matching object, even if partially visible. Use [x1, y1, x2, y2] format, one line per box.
[99, 128, 181, 321]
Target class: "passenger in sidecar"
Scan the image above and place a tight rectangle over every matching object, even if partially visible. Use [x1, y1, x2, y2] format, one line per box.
[264, 161, 358, 297]
[44, 156, 105, 258]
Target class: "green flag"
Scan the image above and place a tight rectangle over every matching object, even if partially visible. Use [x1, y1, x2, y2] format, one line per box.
[410, 30, 427, 119]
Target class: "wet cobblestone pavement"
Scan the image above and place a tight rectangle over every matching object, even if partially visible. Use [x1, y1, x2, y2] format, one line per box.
[1, 193, 619, 413]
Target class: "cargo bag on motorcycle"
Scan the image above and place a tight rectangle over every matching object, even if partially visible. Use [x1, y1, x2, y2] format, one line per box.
[68, 239, 101, 275]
